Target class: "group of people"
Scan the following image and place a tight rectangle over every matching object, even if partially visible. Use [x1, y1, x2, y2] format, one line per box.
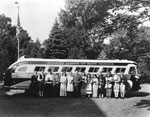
[29, 70, 127, 99]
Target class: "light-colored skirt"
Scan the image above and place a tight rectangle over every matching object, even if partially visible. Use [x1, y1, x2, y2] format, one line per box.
[120, 84, 125, 93]
[93, 84, 98, 97]
[87, 83, 92, 94]
[67, 83, 74, 92]
[60, 83, 67, 96]
[114, 83, 120, 92]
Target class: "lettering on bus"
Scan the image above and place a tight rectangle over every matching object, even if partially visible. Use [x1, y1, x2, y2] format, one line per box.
[64, 62, 114, 65]
[22, 61, 129, 66]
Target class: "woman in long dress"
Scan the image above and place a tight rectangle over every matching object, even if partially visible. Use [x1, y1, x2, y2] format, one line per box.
[66, 72, 74, 97]
[53, 73, 60, 97]
[81, 73, 87, 97]
[97, 73, 105, 98]
[29, 71, 39, 96]
[60, 72, 67, 97]
[92, 75, 99, 98]
[86, 74, 92, 98]
[105, 71, 113, 98]
[113, 72, 121, 98]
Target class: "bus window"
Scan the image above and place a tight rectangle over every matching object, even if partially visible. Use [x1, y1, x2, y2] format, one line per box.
[102, 68, 107, 73]
[129, 67, 136, 74]
[94, 68, 99, 72]
[108, 68, 112, 72]
[35, 67, 45, 72]
[121, 68, 126, 73]
[67, 67, 72, 72]
[53, 67, 59, 72]
[89, 67, 99, 72]
[48, 67, 54, 72]
[61, 67, 67, 72]
[18, 66, 27, 72]
[81, 67, 86, 72]
[116, 68, 121, 73]
[102, 67, 112, 73]
[89, 67, 94, 72]
[75, 67, 80, 72]
[49, 67, 59, 72]
[75, 67, 86, 72]
[61, 67, 72, 72]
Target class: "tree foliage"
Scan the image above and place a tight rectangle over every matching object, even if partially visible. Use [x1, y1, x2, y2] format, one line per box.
[44, 0, 150, 61]
[57, 0, 123, 59]
[24, 39, 43, 58]
[0, 14, 17, 79]
[44, 20, 68, 59]
[0, 14, 42, 80]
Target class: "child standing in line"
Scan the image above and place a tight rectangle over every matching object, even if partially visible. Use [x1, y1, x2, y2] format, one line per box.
[120, 79, 126, 99]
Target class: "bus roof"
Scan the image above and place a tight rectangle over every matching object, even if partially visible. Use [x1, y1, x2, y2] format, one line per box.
[8, 58, 137, 69]
[17, 58, 136, 63]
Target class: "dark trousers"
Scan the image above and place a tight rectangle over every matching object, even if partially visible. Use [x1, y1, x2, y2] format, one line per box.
[74, 85, 81, 97]
[44, 83, 53, 97]
[53, 84, 60, 97]
[29, 82, 39, 97]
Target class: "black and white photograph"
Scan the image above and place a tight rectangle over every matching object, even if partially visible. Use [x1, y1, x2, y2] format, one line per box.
[0, 0, 150, 117]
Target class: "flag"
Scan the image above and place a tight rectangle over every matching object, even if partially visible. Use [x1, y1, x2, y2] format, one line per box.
[15, 2, 20, 39]
[16, 13, 20, 39]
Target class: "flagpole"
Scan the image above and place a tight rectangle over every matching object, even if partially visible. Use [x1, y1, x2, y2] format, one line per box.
[17, 4, 20, 59]
[15, 2, 20, 59]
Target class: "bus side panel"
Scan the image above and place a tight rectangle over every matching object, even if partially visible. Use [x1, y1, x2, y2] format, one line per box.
[12, 73, 33, 79]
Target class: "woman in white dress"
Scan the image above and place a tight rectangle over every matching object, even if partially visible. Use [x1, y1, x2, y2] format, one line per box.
[60, 72, 67, 97]
[86, 74, 92, 98]
[92, 75, 99, 98]
[113, 72, 121, 98]
[66, 72, 74, 97]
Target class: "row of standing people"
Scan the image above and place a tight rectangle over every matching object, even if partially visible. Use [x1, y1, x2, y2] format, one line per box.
[29, 70, 126, 99]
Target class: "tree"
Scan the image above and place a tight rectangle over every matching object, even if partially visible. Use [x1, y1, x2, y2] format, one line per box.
[103, 14, 150, 61]
[44, 19, 68, 59]
[58, 0, 123, 59]
[24, 39, 43, 58]
[0, 14, 17, 79]
[48, 0, 150, 60]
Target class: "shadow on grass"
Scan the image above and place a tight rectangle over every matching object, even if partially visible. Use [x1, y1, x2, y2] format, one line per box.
[125, 91, 149, 98]
[0, 89, 107, 117]
[134, 100, 150, 111]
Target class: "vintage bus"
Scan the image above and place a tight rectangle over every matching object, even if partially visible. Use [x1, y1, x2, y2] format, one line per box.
[3, 58, 140, 90]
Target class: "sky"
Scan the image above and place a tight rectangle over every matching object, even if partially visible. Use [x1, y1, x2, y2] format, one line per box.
[0, 0, 65, 42]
